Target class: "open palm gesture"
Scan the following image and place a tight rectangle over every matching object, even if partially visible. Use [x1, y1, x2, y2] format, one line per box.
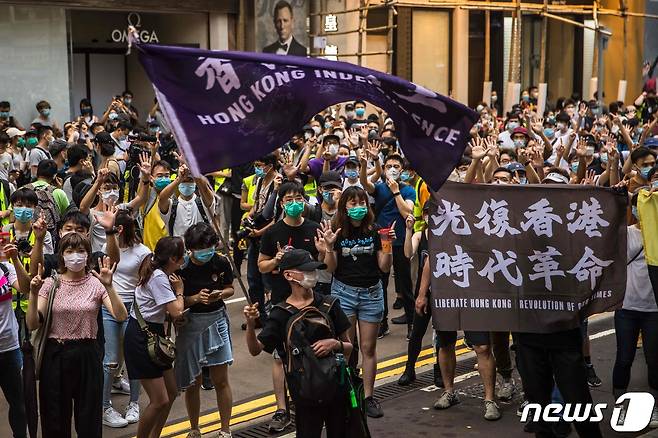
[92, 256, 116, 287]
[318, 220, 341, 248]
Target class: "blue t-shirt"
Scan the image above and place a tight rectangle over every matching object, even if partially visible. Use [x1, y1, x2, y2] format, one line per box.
[373, 182, 416, 247]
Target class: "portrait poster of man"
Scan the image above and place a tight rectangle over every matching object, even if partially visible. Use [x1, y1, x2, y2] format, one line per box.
[257, 0, 309, 57]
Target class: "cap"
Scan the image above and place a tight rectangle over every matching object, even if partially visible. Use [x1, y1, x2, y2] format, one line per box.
[542, 172, 569, 184]
[5, 127, 25, 138]
[512, 127, 529, 138]
[507, 162, 526, 173]
[319, 170, 343, 188]
[644, 137, 658, 149]
[48, 139, 68, 157]
[322, 134, 340, 145]
[279, 249, 327, 272]
[345, 156, 360, 167]
[345, 103, 354, 110]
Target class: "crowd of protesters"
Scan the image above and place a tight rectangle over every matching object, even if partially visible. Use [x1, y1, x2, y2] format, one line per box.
[0, 70, 657, 438]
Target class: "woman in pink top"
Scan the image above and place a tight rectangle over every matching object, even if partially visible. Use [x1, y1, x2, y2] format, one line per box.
[26, 232, 127, 438]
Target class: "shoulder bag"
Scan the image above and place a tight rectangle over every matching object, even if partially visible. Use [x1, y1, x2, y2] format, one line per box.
[31, 274, 60, 380]
[132, 298, 176, 367]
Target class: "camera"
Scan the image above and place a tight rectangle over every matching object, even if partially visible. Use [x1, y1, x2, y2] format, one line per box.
[16, 238, 32, 256]
[128, 133, 157, 143]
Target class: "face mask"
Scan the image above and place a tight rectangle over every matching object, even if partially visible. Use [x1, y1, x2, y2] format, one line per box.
[347, 205, 368, 221]
[600, 153, 608, 164]
[476, 105, 484, 113]
[521, 95, 530, 102]
[368, 129, 378, 139]
[108, 112, 119, 120]
[182, 254, 190, 269]
[513, 139, 526, 149]
[124, 98, 132, 106]
[40, 108, 51, 117]
[293, 270, 319, 289]
[284, 200, 305, 218]
[17, 137, 26, 148]
[344, 169, 358, 180]
[507, 121, 519, 132]
[639, 167, 652, 180]
[13, 207, 34, 224]
[386, 168, 400, 181]
[400, 171, 411, 182]
[591, 107, 601, 116]
[193, 247, 215, 264]
[322, 191, 336, 205]
[355, 108, 365, 117]
[557, 122, 567, 132]
[0, 111, 9, 118]
[544, 128, 555, 138]
[491, 95, 498, 103]
[178, 182, 196, 197]
[653, 180, 658, 189]
[63, 252, 87, 272]
[81, 107, 92, 115]
[611, 125, 620, 134]
[26, 137, 38, 148]
[334, 131, 344, 140]
[519, 176, 528, 185]
[328, 144, 339, 156]
[632, 206, 639, 220]
[346, 111, 355, 119]
[586, 146, 595, 156]
[149, 127, 160, 135]
[254, 166, 266, 178]
[570, 162, 579, 173]
[154, 176, 170, 191]
[311, 126, 321, 135]
[323, 122, 331, 130]
[101, 189, 120, 205]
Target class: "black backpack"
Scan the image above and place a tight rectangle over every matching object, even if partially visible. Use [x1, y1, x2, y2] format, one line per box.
[168, 197, 209, 236]
[276, 295, 341, 406]
[26, 183, 60, 236]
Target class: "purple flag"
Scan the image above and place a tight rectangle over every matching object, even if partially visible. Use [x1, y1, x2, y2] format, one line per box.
[136, 43, 478, 190]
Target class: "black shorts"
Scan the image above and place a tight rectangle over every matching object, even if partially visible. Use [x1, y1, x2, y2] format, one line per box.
[436, 330, 490, 349]
[124, 317, 172, 380]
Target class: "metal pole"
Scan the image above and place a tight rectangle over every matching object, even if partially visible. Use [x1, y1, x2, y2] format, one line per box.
[597, 30, 604, 106]
[387, 4, 394, 74]
[538, 0, 548, 83]
[484, 8, 491, 82]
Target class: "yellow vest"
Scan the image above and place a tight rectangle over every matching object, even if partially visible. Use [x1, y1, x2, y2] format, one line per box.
[413, 178, 427, 233]
[142, 189, 168, 250]
[0, 183, 9, 227]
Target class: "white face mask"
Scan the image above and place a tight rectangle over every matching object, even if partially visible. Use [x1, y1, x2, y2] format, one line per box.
[386, 168, 400, 180]
[311, 126, 321, 135]
[556, 122, 567, 132]
[101, 189, 120, 205]
[63, 252, 87, 272]
[293, 270, 318, 289]
[328, 144, 339, 156]
[334, 131, 344, 140]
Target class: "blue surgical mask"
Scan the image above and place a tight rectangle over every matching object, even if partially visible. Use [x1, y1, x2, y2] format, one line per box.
[108, 112, 118, 120]
[193, 247, 215, 264]
[178, 182, 196, 197]
[355, 108, 365, 117]
[600, 153, 608, 164]
[124, 98, 132, 106]
[400, 171, 411, 182]
[344, 169, 358, 179]
[513, 139, 526, 149]
[322, 191, 336, 205]
[519, 177, 528, 185]
[543, 128, 555, 138]
[0, 111, 9, 118]
[40, 108, 51, 117]
[653, 180, 658, 189]
[182, 254, 190, 269]
[154, 176, 171, 191]
[571, 162, 579, 173]
[13, 207, 34, 224]
[507, 121, 519, 131]
[632, 206, 639, 219]
[254, 166, 265, 178]
[640, 167, 652, 180]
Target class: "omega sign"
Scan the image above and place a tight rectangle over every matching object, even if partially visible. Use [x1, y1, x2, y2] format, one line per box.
[111, 12, 159, 43]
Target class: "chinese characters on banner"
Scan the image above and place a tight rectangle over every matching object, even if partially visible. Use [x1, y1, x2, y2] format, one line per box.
[429, 182, 628, 333]
[135, 43, 477, 191]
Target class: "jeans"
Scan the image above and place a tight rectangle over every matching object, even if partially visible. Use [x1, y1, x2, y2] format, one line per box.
[247, 240, 266, 319]
[102, 303, 140, 408]
[0, 348, 27, 438]
[613, 309, 658, 393]
[331, 278, 384, 323]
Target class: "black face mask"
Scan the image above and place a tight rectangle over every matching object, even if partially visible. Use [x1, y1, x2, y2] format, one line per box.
[289, 141, 301, 150]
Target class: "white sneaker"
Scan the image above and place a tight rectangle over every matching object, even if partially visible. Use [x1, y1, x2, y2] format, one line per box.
[497, 378, 516, 401]
[103, 406, 128, 428]
[112, 377, 131, 395]
[217, 431, 232, 438]
[187, 430, 202, 438]
[124, 401, 140, 424]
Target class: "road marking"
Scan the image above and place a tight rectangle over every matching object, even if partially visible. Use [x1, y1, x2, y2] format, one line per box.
[590, 328, 615, 340]
[225, 296, 247, 304]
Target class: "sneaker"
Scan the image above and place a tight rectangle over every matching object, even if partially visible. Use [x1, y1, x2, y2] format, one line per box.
[497, 378, 516, 401]
[391, 314, 408, 325]
[111, 377, 130, 395]
[393, 297, 404, 309]
[397, 368, 416, 386]
[103, 406, 128, 428]
[365, 397, 384, 418]
[124, 401, 140, 424]
[517, 399, 529, 417]
[586, 365, 602, 387]
[217, 431, 232, 438]
[433, 390, 460, 410]
[484, 400, 502, 421]
[267, 409, 291, 433]
[186, 430, 202, 438]
[650, 405, 658, 428]
[377, 321, 390, 339]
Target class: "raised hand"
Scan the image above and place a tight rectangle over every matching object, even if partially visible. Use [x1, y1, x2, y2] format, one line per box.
[30, 263, 44, 294]
[169, 273, 184, 294]
[92, 256, 116, 287]
[274, 242, 286, 264]
[581, 169, 596, 186]
[319, 219, 341, 247]
[138, 151, 152, 178]
[366, 140, 381, 159]
[97, 202, 118, 231]
[575, 138, 588, 157]
[243, 302, 260, 324]
[3, 244, 18, 261]
[405, 214, 415, 230]
[32, 212, 47, 240]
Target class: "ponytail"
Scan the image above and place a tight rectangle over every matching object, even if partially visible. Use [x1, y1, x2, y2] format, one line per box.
[138, 236, 185, 286]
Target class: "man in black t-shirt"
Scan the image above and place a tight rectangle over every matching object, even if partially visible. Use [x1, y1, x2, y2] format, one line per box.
[245, 249, 352, 437]
[257, 181, 322, 432]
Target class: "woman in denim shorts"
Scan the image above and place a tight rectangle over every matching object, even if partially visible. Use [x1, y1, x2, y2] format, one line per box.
[320, 186, 393, 418]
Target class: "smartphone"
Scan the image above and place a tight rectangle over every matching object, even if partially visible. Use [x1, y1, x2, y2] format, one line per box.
[209, 290, 222, 300]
